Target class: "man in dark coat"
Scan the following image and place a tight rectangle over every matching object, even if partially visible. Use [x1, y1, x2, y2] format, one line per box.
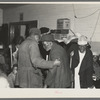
[15, 28, 60, 88]
[39, 27, 51, 84]
[70, 35, 94, 88]
[41, 34, 71, 88]
[39, 27, 50, 59]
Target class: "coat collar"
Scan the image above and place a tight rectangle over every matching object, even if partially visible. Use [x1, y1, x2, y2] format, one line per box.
[49, 42, 57, 57]
[27, 36, 38, 43]
[78, 48, 91, 74]
[50, 42, 57, 52]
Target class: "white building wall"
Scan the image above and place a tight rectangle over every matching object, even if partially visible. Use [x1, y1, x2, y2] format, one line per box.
[3, 3, 100, 53]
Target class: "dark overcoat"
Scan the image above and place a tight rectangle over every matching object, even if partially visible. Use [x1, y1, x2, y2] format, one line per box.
[45, 42, 71, 88]
[70, 44, 94, 88]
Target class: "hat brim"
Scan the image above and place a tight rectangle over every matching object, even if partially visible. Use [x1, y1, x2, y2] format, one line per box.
[78, 41, 87, 45]
[41, 34, 55, 42]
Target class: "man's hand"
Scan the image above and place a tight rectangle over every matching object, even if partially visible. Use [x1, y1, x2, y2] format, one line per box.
[92, 75, 97, 81]
[43, 84, 47, 88]
[53, 59, 61, 66]
[70, 51, 74, 57]
[88, 85, 95, 89]
[9, 45, 12, 49]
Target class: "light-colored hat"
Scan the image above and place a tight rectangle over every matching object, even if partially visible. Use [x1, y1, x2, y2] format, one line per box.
[78, 35, 88, 45]
[29, 28, 41, 36]
[75, 33, 82, 38]
[41, 34, 55, 42]
[93, 52, 98, 56]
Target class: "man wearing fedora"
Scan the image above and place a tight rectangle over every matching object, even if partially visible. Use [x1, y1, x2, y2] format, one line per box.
[41, 34, 71, 88]
[15, 28, 60, 88]
[70, 35, 94, 88]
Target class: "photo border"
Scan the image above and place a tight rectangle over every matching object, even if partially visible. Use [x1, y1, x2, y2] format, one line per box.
[0, 1, 100, 98]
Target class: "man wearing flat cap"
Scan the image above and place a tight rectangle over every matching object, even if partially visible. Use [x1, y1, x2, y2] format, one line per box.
[15, 28, 60, 88]
[41, 34, 71, 88]
[70, 35, 94, 88]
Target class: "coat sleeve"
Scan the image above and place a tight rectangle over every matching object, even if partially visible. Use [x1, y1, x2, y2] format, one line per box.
[29, 42, 54, 69]
[86, 50, 94, 87]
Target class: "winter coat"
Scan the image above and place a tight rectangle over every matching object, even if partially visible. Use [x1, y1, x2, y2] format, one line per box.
[15, 36, 54, 88]
[45, 42, 71, 88]
[70, 44, 94, 88]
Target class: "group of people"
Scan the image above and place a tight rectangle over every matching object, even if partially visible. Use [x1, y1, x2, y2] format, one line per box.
[0, 27, 100, 89]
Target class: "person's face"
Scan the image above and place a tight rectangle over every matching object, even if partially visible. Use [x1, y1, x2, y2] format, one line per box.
[42, 41, 52, 51]
[78, 45, 87, 53]
[93, 55, 98, 62]
[34, 35, 40, 42]
[13, 67, 17, 74]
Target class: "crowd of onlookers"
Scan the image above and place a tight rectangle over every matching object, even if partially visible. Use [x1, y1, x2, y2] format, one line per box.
[0, 27, 100, 88]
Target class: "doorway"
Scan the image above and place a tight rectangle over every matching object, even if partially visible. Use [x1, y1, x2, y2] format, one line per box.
[9, 20, 38, 45]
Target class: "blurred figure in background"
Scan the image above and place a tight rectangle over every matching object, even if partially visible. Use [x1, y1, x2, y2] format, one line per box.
[0, 51, 5, 64]
[97, 54, 100, 66]
[92, 52, 100, 88]
[0, 42, 10, 75]
[0, 63, 10, 88]
[0, 63, 8, 77]
[12, 36, 24, 65]
[8, 64, 18, 88]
